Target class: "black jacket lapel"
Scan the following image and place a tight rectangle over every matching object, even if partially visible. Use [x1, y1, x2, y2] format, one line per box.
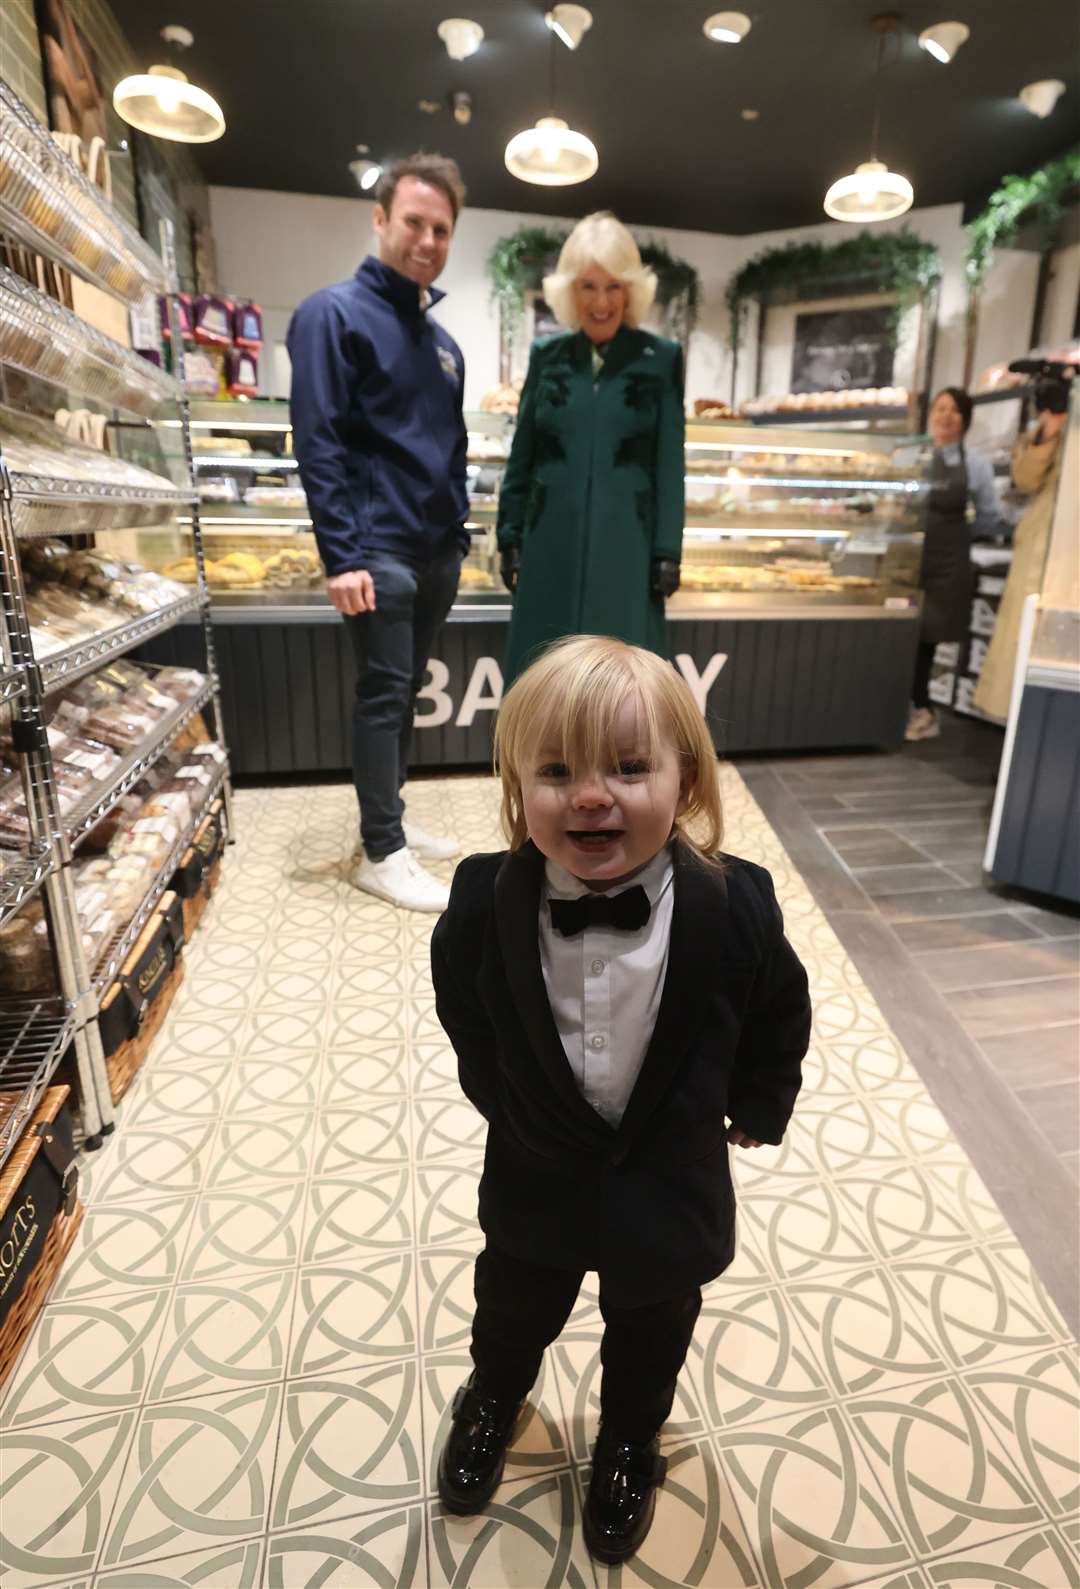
[488, 844, 616, 1140]
[612, 842, 729, 1156]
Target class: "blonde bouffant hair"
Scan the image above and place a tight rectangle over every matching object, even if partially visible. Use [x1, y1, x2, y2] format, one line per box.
[542, 212, 657, 331]
[494, 636, 723, 859]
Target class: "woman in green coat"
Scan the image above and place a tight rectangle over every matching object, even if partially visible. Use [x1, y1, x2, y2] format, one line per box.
[497, 212, 685, 688]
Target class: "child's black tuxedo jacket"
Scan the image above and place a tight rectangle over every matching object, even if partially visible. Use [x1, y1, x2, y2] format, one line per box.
[430, 839, 811, 1306]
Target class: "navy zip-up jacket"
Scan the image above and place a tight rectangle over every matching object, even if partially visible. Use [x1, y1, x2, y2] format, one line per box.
[287, 256, 470, 575]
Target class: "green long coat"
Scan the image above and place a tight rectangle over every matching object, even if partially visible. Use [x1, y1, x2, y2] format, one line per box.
[497, 326, 685, 687]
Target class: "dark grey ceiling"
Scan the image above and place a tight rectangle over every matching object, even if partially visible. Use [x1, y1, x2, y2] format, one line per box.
[109, 0, 1080, 235]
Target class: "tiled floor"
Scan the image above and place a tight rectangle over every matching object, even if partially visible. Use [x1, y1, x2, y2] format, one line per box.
[738, 715, 1079, 1336]
[2, 769, 1078, 1589]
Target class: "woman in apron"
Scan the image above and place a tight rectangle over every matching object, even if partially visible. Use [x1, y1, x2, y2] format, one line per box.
[907, 387, 1005, 741]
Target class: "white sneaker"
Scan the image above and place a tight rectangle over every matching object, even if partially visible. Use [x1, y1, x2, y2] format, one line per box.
[403, 819, 461, 861]
[905, 707, 941, 742]
[352, 847, 450, 912]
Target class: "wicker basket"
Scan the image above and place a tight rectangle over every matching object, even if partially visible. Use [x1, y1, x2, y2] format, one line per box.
[176, 800, 225, 941]
[98, 893, 185, 1105]
[0, 1086, 83, 1390]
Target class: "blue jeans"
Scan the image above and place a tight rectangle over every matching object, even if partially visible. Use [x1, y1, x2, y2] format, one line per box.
[343, 541, 462, 860]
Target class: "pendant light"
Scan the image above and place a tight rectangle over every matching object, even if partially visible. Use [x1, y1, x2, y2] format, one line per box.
[505, 24, 597, 186]
[113, 25, 225, 144]
[824, 14, 913, 223]
[703, 12, 752, 44]
[917, 21, 969, 63]
[546, 5, 593, 50]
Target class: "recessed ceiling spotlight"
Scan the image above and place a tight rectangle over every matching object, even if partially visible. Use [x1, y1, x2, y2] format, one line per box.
[545, 4, 593, 49]
[917, 21, 970, 63]
[1018, 78, 1066, 117]
[451, 90, 473, 125]
[741, 107, 759, 120]
[349, 147, 382, 191]
[703, 11, 751, 44]
[419, 99, 442, 114]
[437, 18, 484, 60]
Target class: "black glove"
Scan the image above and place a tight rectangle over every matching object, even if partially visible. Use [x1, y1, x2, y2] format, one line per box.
[500, 546, 521, 594]
[651, 558, 680, 598]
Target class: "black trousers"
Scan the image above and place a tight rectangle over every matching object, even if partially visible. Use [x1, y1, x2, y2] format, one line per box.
[470, 1245, 702, 1444]
[911, 640, 936, 710]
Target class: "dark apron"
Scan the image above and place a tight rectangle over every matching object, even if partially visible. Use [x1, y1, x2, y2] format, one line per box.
[920, 444, 974, 645]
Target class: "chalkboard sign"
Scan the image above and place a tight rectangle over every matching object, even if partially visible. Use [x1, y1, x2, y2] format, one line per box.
[791, 306, 896, 394]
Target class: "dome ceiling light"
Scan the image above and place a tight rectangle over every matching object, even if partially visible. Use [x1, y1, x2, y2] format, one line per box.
[546, 5, 593, 49]
[505, 20, 598, 186]
[505, 116, 598, 185]
[824, 14, 913, 223]
[112, 25, 225, 143]
[1018, 79, 1066, 117]
[437, 18, 484, 60]
[917, 21, 970, 63]
[703, 12, 752, 44]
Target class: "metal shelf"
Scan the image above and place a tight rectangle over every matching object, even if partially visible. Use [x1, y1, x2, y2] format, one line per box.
[193, 456, 299, 470]
[0, 81, 167, 305]
[91, 760, 226, 997]
[65, 680, 214, 852]
[0, 665, 27, 708]
[10, 476, 195, 539]
[0, 996, 78, 1172]
[39, 592, 207, 691]
[0, 265, 179, 417]
[747, 406, 912, 427]
[0, 841, 53, 933]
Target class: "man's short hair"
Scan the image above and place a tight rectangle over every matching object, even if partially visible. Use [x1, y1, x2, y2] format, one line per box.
[375, 155, 466, 225]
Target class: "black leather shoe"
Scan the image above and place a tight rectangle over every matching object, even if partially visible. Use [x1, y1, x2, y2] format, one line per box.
[436, 1375, 523, 1515]
[583, 1429, 667, 1564]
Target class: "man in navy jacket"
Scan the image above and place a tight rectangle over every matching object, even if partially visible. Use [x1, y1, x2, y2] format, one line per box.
[288, 154, 469, 911]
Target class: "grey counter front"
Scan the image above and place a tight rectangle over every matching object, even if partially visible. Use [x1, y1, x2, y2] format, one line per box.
[140, 599, 920, 778]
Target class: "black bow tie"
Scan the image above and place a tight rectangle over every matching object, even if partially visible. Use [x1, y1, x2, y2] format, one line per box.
[549, 885, 651, 938]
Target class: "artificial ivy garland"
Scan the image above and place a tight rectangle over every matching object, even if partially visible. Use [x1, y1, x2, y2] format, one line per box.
[964, 147, 1080, 288]
[724, 227, 942, 355]
[487, 224, 701, 343]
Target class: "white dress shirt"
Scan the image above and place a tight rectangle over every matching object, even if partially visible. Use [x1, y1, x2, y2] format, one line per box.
[539, 845, 675, 1128]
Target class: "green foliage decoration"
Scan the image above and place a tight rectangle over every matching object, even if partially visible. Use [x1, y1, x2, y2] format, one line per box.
[964, 148, 1080, 288]
[487, 224, 702, 344]
[724, 227, 942, 355]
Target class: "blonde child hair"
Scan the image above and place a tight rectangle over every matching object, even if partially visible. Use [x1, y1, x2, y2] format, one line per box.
[494, 635, 723, 858]
[542, 212, 657, 331]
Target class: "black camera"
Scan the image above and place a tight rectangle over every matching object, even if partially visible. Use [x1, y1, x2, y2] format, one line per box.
[1008, 358, 1076, 414]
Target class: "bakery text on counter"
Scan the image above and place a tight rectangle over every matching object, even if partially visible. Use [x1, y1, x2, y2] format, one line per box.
[414, 652, 727, 729]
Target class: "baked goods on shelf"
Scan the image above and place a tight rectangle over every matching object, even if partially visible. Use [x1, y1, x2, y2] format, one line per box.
[690, 399, 741, 420]
[741, 386, 908, 417]
[478, 379, 523, 416]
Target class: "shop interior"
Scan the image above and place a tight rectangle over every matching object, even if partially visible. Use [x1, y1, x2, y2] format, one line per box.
[0, 2, 1078, 1585]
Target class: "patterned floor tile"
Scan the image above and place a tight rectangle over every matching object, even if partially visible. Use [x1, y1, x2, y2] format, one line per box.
[412, 1096, 489, 1163]
[321, 1043, 409, 1104]
[416, 1246, 482, 1357]
[0, 1410, 136, 1587]
[922, 1524, 1079, 1586]
[583, 1436, 763, 1589]
[313, 1103, 412, 1174]
[889, 1245, 1067, 1371]
[715, 1405, 915, 1589]
[147, 1271, 296, 1402]
[182, 1184, 306, 1281]
[326, 999, 413, 1053]
[118, 1066, 232, 1129]
[87, 1122, 217, 1205]
[50, 1197, 197, 1301]
[683, 1284, 834, 1430]
[736, 1180, 878, 1283]
[223, 1054, 324, 1115]
[265, 1507, 424, 1589]
[846, 1378, 1045, 1560]
[410, 1041, 460, 1097]
[289, 1253, 417, 1377]
[427, 1469, 596, 1589]
[207, 1113, 315, 1189]
[100, 1385, 281, 1572]
[422, 1350, 570, 1491]
[413, 1163, 486, 1249]
[784, 1268, 949, 1401]
[963, 1348, 1079, 1520]
[302, 1173, 414, 1263]
[94, 1538, 264, 1588]
[271, 1363, 424, 1531]
[1, 1289, 170, 1430]
[159, 1010, 251, 1066]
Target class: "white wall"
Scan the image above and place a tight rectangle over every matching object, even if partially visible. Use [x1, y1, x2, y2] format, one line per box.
[209, 184, 1075, 425]
[209, 185, 739, 409]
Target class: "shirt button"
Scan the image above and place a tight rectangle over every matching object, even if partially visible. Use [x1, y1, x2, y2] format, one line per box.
[589, 1034, 606, 1051]
[590, 958, 605, 976]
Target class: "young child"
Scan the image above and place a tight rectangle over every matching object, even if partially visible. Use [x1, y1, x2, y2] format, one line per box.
[430, 635, 811, 1564]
